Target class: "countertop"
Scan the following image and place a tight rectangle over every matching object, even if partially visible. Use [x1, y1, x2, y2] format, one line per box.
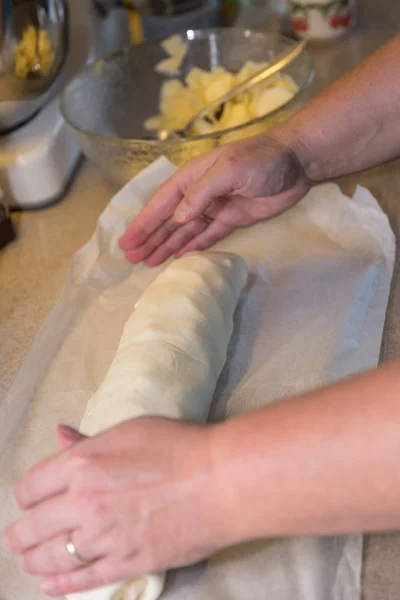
[1, 1, 400, 599]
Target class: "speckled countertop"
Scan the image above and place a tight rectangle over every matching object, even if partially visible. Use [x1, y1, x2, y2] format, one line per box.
[1, 2, 400, 599]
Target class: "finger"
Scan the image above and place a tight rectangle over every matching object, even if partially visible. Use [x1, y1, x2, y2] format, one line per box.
[12, 452, 68, 510]
[119, 149, 223, 251]
[119, 183, 181, 250]
[118, 171, 188, 251]
[175, 220, 235, 257]
[20, 531, 105, 575]
[40, 556, 139, 597]
[57, 425, 86, 450]
[174, 158, 235, 224]
[3, 494, 80, 554]
[144, 218, 209, 267]
[124, 218, 180, 264]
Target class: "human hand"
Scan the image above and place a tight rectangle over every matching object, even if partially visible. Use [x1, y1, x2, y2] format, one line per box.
[2, 419, 233, 597]
[119, 132, 310, 266]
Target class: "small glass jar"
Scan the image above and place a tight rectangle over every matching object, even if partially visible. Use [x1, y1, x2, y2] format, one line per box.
[289, 0, 356, 41]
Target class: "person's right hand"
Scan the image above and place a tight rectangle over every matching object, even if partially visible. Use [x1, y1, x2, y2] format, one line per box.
[119, 132, 311, 266]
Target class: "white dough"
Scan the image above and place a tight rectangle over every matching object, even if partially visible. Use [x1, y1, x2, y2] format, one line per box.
[67, 251, 248, 600]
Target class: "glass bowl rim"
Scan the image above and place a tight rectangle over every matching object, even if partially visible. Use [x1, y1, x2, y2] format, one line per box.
[60, 28, 314, 148]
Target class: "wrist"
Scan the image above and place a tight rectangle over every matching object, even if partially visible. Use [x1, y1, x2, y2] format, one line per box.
[269, 123, 322, 185]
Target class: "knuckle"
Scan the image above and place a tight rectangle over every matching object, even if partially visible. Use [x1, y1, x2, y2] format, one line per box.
[188, 219, 202, 233]
[65, 453, 93, 474]
[220, 150, 240, 168]
[185, 156, 200, 171]
[14, 472, 36, 509]
[219, 155, 245, 185]
[76, 493, 109, 527]
[21, 552, 37, 574]
[108, 527, 133, 560]
[74, 561, 105, 588]
[49, 541, 68, 572]
[11, 513, 38, 553]
[21, 539, 68, 576]
[5, 526, 21, 553]
[13, 484, 27, 509]
[30, 508, 45, 543]
[164, 219, 179, 235]
[192, 241, 207, 252]
[140, 241, 157, 258]
[95, 563, 111, 588]
[65, 454, 102, 491]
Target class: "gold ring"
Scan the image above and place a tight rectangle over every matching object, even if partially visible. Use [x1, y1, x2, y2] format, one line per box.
[65, 536, 89, 565]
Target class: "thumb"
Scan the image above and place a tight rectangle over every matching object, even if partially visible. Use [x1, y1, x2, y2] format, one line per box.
[174, 157, 237, 224]
[57, 425, 87, 450]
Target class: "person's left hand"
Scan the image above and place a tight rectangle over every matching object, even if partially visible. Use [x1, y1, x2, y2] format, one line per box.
[2, 418, 231, 597]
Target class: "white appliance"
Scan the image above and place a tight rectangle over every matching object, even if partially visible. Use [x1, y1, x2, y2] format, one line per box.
[0, 0, 131, 209]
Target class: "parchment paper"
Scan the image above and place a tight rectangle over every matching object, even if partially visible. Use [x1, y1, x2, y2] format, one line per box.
[0, 157, 396, 600]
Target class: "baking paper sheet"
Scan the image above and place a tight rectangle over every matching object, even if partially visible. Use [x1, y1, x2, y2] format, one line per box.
[0, 157, 396, 600]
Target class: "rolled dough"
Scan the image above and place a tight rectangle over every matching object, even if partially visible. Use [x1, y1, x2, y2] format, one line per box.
[67, 251, 248, 600]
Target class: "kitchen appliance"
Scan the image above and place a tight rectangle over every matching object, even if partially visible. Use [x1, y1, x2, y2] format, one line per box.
[0, 0, 131, 209]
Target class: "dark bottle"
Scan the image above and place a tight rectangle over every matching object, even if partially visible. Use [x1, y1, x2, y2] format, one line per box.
[220, 0, 240, 26]
[148, 0, 206, 17]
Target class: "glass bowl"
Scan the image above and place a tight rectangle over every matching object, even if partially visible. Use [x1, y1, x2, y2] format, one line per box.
[61, 28, 314, 187]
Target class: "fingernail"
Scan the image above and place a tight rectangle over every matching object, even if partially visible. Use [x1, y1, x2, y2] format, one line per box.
[174, 205, 191, 223]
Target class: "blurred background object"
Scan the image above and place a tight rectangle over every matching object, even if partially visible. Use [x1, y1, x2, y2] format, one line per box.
[140, 0, 220, 40]
[0, 192, 15, 248]
[289, 0, 356, 41]
[0, 0, 131, 209]
[0, 0, 359, 211]
[0, 0, 68, 132]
